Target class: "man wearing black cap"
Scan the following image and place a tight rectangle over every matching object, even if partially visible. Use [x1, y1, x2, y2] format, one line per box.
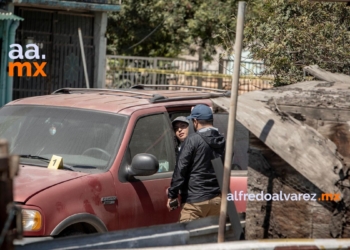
[167, 104, 225, 222]
[172, 116, 190, 152]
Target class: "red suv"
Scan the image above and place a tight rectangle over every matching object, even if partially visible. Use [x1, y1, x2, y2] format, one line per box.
[1, 87, 247, 241]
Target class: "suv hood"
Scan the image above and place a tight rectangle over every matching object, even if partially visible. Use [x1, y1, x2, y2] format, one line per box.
[14, 165, 88, 203]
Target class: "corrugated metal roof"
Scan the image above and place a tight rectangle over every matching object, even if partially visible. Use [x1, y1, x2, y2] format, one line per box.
[0, 9, 24, 21]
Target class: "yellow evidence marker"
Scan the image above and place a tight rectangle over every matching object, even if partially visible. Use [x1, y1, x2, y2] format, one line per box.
[48, 155, 63, 169]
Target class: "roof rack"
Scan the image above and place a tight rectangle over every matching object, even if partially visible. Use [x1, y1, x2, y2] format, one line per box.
[51, 88, 154, 97]
[131, 84, 228, 93]
[51, 87, 229, 104]
[149, 92, 229, 103]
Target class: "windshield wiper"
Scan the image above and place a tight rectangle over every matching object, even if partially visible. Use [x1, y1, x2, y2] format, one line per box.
[19, 155, 75, 171]
[73, 165, 97, 169]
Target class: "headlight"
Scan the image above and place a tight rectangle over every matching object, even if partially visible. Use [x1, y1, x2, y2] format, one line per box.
[22, 209, 42, 231]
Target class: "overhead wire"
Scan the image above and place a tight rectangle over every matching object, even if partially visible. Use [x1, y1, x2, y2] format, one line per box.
[127, 20, 165, 50]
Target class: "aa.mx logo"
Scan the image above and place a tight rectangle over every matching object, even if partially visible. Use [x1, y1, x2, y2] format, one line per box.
[8, 44, 47, 77]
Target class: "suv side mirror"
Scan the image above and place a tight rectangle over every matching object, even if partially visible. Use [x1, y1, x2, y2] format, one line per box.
[127, 153, 159, 178]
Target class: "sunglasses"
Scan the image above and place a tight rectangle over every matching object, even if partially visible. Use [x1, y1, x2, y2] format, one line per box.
[173, 123, 188, 131]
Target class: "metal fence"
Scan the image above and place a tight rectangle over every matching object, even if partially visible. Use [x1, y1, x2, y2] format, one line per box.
[105, 55, 274, 94]
[106, 55, 198, 87]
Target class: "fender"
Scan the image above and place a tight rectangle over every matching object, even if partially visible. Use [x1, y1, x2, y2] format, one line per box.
[51, 213, 108, 235]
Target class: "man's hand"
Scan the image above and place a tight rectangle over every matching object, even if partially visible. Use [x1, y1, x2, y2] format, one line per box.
[167, 198, 172, 211]
[167, 198, 180, 211]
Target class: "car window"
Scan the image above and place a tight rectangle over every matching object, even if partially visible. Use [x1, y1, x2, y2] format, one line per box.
[214, 113, 249, 170]
[128, 113, 176, 173]
[0, 105, 127, 173]
[213, 113, 228, 138]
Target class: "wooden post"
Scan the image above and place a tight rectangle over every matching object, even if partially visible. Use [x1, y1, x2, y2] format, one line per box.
[218, 1, 246, 243]
[0, 140, 19, 250]
[197, 47, 203, 87]
[78, 28, 90, 89]
[218, 54, 224, 89]
[152, 58, 158, 87]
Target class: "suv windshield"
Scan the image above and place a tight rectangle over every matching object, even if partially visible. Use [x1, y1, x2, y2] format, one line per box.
[0, 105, 127, 173]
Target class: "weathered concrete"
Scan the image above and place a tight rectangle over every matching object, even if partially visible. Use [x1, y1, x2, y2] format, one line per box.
[212, 96, 343, 195]
[212, 67, 350, 239]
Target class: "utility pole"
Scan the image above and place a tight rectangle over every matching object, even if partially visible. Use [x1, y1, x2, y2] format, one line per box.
[218, 1, 246, 243]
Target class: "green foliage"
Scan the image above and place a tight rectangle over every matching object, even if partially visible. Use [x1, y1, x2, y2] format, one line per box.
[107, 0, 350, 85]
[106, 0, 175, 57]
[244, 0, 350, 85]
[107, 0, 239, 60]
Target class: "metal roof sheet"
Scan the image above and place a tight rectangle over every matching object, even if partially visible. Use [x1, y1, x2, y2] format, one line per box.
[10, 0, 121, 12]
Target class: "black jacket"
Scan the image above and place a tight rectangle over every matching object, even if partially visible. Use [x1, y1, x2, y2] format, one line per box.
[168, 127, 225, 203]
